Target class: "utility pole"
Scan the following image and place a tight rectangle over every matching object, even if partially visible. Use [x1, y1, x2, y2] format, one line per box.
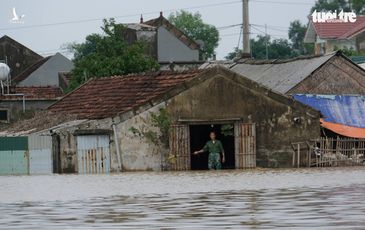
[242, 0, 251, 57]
[265, 24, 268, 59]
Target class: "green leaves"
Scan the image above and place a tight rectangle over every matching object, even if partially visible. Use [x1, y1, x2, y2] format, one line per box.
[168, 10, 219, 59]
[311, 0, 365, 14]
[68, 18, 159, 91]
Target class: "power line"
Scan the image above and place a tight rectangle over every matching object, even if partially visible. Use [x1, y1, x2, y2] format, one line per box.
[251, 0, 312, 6]
[0, 1, 242, 31]
[217, 23, 242, 30]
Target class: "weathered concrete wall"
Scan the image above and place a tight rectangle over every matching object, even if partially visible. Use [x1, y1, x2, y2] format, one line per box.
[356, 32, 365, 51]
[56, 108, 167, 173]
[157, 27, 199, 63]
[0, 100, 55, 111]
[54, 69, 321, 171]
[57, 119, 119, 173]
[19, 53, 74, 87]
[289, 55, 365, 95]
[115, 102, 168, 171]
[166, 74, 320, 167]
[326, 39, 356, 53]
[58, 129, 78, 173]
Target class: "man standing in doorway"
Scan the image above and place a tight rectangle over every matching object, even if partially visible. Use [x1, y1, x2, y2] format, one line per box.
[193, 131, 225, 170]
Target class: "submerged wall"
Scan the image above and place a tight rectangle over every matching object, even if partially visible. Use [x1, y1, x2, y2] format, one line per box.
[166, 73, 320, 167]
[55, 70, 320, 172]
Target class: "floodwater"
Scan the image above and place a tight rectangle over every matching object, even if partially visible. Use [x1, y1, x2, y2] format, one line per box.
[1, 168, 365, 229]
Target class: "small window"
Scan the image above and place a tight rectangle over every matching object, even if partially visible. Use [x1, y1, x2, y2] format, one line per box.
[0, 109, 9, 122]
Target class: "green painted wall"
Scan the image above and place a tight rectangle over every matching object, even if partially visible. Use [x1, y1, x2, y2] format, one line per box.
[0, 137, 28, 175]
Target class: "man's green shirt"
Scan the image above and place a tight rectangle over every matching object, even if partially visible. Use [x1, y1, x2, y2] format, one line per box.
[203, 140, 224, 153]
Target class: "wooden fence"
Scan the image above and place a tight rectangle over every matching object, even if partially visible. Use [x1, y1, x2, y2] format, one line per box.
[307, 138, 365, 167]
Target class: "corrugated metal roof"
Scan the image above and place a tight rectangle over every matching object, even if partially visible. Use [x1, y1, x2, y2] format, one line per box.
[228, 53, 336, 94]
[293, 94, 365, 128]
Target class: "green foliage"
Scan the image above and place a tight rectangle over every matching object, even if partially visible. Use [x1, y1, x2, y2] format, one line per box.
[333, 45, 365, 56]
[352, 0, 365, 14]
[68, 18, 159, 90]
[289, 20, 314, 56]
[311, 0, 350, 13]
[225, 47, 243, 60]
[150, 108, 171, 148]
[226, 21, 315, 60]
[311, 0, 365, 14]
[231, 35, 296, 60]
[129, 126, 142, 136]
[143, 130, 159, 145]
[168, 10, 219, 59]
[221, 124, 234, 137]
[128, 108, 171, 148]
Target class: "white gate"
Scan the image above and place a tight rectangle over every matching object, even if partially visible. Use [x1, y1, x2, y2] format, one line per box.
[77, 135, 110, 174]
[29, 135, 53, 175]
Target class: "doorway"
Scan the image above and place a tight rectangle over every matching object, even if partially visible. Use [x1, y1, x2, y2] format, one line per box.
[190, 124, 235, 170]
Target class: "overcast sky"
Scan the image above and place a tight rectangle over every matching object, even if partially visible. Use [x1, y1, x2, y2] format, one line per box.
[0, 0, 316, 59]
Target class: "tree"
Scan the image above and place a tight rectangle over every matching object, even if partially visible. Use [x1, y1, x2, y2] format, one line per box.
[168, 10, 219, 59]
[311, 0, 365, 14]
[288, 20, 314, 55]
[311, 0, 350, 13]
[68, 18, 159, 90]
[225, 47, 243, 60]
[352, 0, 365, 14]
[226, 35, 295, 60]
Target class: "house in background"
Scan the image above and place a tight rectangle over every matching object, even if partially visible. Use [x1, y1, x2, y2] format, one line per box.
[304, 16, 365, 54]
[0, 37, 73, 124]
[203, 51, 365, 95]
[0, 35, 43, 77]
[123, 12, 204, 70]
[202, 51, 365, 140]
[12, 52, 74, 87]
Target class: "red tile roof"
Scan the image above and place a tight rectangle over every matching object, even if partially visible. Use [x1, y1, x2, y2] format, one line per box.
[0, 86, 63, 100]
[313, 15, 365, 39]
[48, 70, 203, 119]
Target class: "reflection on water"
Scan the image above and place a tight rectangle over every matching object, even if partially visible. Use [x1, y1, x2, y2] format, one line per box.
[1, 168, 365, 229]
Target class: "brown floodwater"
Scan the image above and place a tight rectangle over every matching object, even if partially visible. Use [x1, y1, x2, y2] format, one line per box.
[1, 167, 365, 229]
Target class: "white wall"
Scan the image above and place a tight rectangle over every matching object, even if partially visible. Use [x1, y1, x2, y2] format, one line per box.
[116, 102, 168, 171]
[157, 27, 200, 63]
[19, 53, 74, 87]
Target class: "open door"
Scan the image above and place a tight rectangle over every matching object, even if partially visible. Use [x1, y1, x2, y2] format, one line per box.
[235, 123, 256, 169]
[169, 124, 190, 171]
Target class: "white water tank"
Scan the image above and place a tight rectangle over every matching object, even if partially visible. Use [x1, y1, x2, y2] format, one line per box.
[0, 63, 10, 82]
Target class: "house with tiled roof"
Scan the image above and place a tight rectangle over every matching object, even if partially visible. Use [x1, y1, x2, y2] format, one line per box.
[304, 15, 365, 54]
[123, 12, 204, 70]
[0, 36, 73, 124]
[40, 66, 319, 173]
[0, 35, 43, 77]
[203, 51, 365, 95]
[202, 51, 365, 139]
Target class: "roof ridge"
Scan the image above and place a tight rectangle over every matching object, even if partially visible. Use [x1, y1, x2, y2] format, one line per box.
[236, 53, 334, 65]
[90, 69, 205, 80]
